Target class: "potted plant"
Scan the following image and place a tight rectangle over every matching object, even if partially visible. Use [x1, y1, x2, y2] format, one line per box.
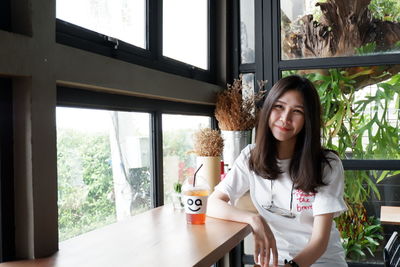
[215, 75, 266, 169]
[193, 128, 224, 191]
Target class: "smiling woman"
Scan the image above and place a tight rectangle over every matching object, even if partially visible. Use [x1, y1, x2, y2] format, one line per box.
[268, 90, 305, 146]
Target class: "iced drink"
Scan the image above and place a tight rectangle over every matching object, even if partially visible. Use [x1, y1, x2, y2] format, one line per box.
[182, 177, 210, 224]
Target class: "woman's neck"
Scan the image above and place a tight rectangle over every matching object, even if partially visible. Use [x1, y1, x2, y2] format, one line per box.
[277, 138, 296, 160]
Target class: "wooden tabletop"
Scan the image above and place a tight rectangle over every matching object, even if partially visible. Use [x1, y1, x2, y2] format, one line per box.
[380, 206, 400, 225]
[0, 205, 251, 267]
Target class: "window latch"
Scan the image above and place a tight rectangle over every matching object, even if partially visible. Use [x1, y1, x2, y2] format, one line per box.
[105, 36, 119, 49]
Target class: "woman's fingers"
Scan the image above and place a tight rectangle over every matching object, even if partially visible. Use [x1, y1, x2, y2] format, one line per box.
[259, 248, 265, 267]
[254, 243, 260, 265]
[270, 241, 278, 267]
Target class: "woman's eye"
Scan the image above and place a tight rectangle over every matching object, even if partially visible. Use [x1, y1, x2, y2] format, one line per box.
[273, 104, 283, 109]
[293, 109, 303, 114]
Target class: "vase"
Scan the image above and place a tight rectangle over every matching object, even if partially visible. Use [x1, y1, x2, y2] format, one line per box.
[196, 156, 221, 192]
[171, 192, 184, 210]
[221, 130, 252, 170]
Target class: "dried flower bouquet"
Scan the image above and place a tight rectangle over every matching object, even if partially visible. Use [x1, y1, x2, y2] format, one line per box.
[193, 128, 224, 157]
[215, 75, 266, 131]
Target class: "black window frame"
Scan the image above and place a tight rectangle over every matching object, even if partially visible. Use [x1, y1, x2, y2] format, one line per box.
[56, 0, 217, 84]
[0, 0, 11, 31]
[0, 78, 15, 262]
[57, 86, 216, 208]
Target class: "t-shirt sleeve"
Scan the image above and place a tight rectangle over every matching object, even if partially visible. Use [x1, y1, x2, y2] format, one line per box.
[313, 153, 347, 217]
[214, 145, 251, 203]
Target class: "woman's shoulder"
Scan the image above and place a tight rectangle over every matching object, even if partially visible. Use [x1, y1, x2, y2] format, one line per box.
[322, 150, 344, 181]
[323, 149, 341, 164]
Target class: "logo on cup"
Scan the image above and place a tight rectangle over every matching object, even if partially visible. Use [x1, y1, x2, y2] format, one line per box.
[183, 195, 208, 214]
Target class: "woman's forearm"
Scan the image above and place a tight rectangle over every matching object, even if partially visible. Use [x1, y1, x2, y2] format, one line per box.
[206, 192, 258, 225]
[290, 237, 328, 267]
[291, 213, 334, 267]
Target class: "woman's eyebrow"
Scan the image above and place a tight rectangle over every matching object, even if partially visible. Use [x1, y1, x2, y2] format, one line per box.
[276, 100, 304, 109]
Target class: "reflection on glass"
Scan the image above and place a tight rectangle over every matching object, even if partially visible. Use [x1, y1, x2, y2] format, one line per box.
[282, 66, 400, 160]
[240, 0, 255, 64]
[241, 73, 255, 99]
[162, 114, 211, 205]
[56, 0, 146, 48]
[56, 107, 151, 241]
[163, 0, 208, 69]
[280, 0, 400, 59]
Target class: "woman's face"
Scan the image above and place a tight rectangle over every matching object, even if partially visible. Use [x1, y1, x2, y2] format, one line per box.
[268, 90, 305, 143]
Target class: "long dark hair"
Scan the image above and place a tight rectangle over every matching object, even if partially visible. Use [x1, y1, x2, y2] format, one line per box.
[249, 75, 333, 193]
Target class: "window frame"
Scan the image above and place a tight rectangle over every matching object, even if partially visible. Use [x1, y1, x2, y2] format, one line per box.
[0, 0, 11, 31]
[55, 0, 217, 83]
[57, 86, 216, 208]
[0, 78, 15, 262]
[232, 0, 400, 170]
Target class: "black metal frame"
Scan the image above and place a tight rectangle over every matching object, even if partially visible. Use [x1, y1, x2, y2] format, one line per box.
[57, 86, 215, 207]
[0, 78, 15, 262]
[0, 0, 11, 31]
[56, 0, 217, 84]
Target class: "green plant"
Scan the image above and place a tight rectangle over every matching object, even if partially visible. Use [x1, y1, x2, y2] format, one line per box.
[337, 206, 383, 260]
[173, 182, 182, 193]
[369, 0, 400, 22]
[57, 129, 116, 241]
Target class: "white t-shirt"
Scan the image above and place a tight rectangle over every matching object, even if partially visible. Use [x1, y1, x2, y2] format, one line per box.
[215, 145, 348, 266]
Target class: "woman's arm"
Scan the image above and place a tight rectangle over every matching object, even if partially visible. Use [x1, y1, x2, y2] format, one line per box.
[287, 213, 334, 267]
[207, 190, 279, 267]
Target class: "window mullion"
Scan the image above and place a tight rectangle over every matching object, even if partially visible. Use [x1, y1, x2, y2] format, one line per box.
[151, 111, 164, 207]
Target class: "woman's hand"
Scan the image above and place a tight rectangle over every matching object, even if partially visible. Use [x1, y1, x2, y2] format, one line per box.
[250, 214, 278, 267]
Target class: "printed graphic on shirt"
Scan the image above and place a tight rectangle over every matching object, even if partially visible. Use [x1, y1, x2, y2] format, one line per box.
[294, 189, 315, 212]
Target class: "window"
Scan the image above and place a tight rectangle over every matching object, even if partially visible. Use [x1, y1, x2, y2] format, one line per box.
[56, 107, 152, 241]
[56, 0, 146, 48]
[282, 67, 400, 160]
[57, 86, 215, 241]
[163, 0, 208, 69]
[240, 0, 255, 64]
[162, 114, 211, 204]
[55, 0, 216, 82]
[280, 0, 400, 59]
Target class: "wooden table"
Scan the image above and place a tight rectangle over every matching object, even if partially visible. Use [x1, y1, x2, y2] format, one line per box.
[0, 205, 251, 267]
[380, 206, 400, 225]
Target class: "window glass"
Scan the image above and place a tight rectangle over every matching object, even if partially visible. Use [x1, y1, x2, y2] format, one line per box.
[282, 66, 400, 160]
[57, 107, 152, 241]
[240, 0, 255, 64]
[162, 114, 211, 205]
[56, 0, 146, 48]
[241, 73, 255, 99]
[280, 0, 400, 59]
[163, 0, 208, 69]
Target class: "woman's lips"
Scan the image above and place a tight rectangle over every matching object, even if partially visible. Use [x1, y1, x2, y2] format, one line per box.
[276, 125, 290, 132]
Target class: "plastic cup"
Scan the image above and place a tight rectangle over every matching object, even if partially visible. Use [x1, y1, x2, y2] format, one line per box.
[182, 177, 210, 224]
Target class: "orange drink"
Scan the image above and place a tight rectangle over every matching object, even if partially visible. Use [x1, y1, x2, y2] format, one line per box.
[182, 177, 210, 224]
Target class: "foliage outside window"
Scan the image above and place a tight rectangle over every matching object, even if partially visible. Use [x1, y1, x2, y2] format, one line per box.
[280, 0, 400, 60]
[57, 107, 152, 241]
[283, 66, 400, 259]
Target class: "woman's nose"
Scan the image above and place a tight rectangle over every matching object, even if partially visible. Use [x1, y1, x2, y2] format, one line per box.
[280, 110, 291, 122]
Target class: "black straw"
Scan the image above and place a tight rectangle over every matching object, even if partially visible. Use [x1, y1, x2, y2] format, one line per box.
[193, 164, 203, 187]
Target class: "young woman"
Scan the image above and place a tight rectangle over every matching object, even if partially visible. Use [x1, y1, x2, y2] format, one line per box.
[207, 75, 347, 267]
